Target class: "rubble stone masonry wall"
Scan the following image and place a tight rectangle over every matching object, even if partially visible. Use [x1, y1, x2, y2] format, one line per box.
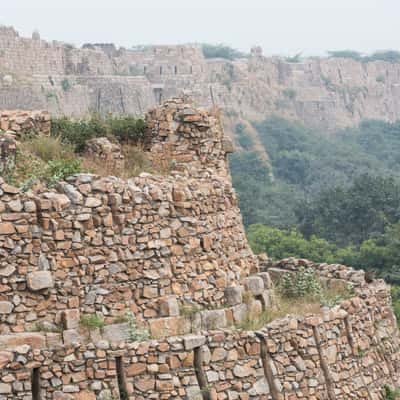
[0, 99, 257, 338]
[0, 264, 398, 399]
[0, 101, 399, 399]
[0, 110, 51, 137]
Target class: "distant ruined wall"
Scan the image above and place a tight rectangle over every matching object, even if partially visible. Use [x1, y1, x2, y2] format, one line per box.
[1, 26, 400, 130]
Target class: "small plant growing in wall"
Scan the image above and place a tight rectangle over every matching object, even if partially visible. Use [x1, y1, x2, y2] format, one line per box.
[61, 78, 71, 92]
[279, 267, 322, 299]
[282, 88, 297, 100]
[376, 75, 385, 83]
[383, 385, 400, 400]
[80, 314, 105, 331]
[126, 311, 150, 341]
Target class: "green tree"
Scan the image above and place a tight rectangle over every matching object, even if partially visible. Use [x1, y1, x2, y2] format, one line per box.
[247, 224, 337, 262]
[296, 175, 400, 246]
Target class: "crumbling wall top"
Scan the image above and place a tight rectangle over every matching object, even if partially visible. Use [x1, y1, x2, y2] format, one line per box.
[146, 97, 234, 177]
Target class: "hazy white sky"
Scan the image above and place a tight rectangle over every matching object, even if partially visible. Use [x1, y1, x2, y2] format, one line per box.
[1, 0, 398, 56]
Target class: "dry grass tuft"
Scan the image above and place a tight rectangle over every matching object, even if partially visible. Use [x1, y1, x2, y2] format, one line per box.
[82, 144, 167, 179]
[20, 135, 75, 162]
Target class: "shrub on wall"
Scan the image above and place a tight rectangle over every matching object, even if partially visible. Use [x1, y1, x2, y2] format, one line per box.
[202, 43, 246, 60]
[52, 115, 146, 152]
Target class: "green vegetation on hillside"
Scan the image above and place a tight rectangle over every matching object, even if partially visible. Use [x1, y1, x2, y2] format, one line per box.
[229, 117, 400, 284]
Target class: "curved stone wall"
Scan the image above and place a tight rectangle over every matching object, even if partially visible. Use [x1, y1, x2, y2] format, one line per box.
[0, 100, 256, 336]
[0, 101, 399, 399]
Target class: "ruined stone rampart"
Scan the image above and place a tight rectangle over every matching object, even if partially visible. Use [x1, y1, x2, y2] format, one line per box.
[0, 100, 399, 398]
[0, 262, 398, 399]
[0, 100, 257, 339]
[0, 110, 50, 136]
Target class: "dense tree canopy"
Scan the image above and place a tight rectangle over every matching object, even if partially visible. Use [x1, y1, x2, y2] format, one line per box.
[229, 117, 400, 284]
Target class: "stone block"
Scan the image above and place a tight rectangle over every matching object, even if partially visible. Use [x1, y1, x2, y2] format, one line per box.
[201, 309, 227, 330]
[232, 304, 248, 325]
[259, 289, 273, 309]
[27, 271, 54, 291]
[63, 329, 82, 346]
[0, 301, 13, 314]
[244, 276, 264, 296]
[62, 309, 80, 330]
[183, 334, 206, 350]
[0, 333, 46, 350]
[102, 323, 130, 342]
[224, 286, 243, 306]
[0, 222, 15, 235]
[159, 295, 180, 317]
[149, 316, 191, 339]
[257, 272, 273, 289]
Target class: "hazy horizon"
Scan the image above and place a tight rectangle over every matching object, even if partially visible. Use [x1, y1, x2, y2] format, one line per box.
[1, 0, 399, 56]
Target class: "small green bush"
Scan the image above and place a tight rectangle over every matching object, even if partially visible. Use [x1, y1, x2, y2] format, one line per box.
[383, 385, 400, 400]
[202, 43, 246, 60]
[61, 79, 71, 92]
[282, 88, 297, 100]
[376, 75, 385, 83]
[285, 52, 302, 63]
[18, 156, 81, 191]
[80, 315, 105, 331]
[52, 115, 147, 152]
[279, 267, 322, 299]
[45, 159, 82, 187]
[328, 50, 363, 61]
[328, 50, 400, 64]
[126, 311, 150, 341]
[108, 117, 146, 144]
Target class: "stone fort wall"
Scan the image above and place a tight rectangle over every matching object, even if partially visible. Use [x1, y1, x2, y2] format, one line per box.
[0, 261, 398, 399]
[0, 101, 399, 399]
[2, 25, 400, 131]
[0, 99, 259, 339]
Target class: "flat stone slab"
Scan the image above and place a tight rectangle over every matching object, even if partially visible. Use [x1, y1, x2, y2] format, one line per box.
[27, 270, 54, 291]
[0, 332, 46, 351]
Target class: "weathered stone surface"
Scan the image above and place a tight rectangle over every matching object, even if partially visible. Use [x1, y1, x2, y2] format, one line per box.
[0, 333, 46, 350]
[27, 271, 54, 291]
[0, 223, 15, 235]
[225, 286, 243, 306]
[201, 310, 227, 330]
[0, 302, 13, 314]
[159, 296, 180, 317]
[102, 323, 130, 342]
[0, 99, 397, 400]
[244, 276, 264, 296]
[183, 335, 206, 351]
